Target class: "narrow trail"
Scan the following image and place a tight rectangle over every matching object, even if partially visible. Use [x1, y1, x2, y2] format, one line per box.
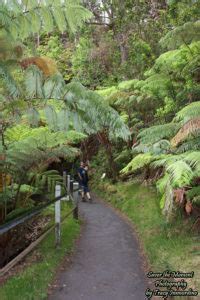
[48, 195, 148, 300]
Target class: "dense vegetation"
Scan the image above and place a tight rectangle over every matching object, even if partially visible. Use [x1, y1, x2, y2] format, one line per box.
[0, 0, 200, 294]
[0, 0, 129, 223]
[81, 0, 200, 222]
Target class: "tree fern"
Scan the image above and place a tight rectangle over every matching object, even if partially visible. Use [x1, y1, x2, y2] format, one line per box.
[133, 140, 171, 155]
[26, 107, 40, 127]
[29, 170, 63, 194]
[0, 62, 21, 98]
[151, 154, 185, 169]
[166, 160, 194, 188]
[160, 20, 200, 50]
[25, 65, 44, 99]
[174, 101, 200, 123]
[120, 153, 154, 175]
[184, 151, 200, 169]
[1, 0, 92, 41]
[44, 105, 58, 131]
[138, 123, 179, 144]
[176, 136, 200, 153]
[156, 173, 170, 195]
[171, 118, 200, 147]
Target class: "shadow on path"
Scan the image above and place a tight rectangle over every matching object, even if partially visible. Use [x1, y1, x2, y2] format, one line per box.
[48, 195, 147, 300]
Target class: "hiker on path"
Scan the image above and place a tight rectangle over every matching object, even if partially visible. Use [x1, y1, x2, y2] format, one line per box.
[77, 161, 84, 198]
[77, 162, 92, 203]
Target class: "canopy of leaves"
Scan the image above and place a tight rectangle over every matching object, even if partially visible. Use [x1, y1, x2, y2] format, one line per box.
[1, 0, 92, 40]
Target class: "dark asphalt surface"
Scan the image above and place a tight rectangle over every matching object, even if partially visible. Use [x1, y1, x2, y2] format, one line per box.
[48, 196, 148, 300]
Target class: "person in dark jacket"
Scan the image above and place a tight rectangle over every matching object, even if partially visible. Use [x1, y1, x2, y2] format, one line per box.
[78, 163, 92, 203]
[77, 161, 85, 201]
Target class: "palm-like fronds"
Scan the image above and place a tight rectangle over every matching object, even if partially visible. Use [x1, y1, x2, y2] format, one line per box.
[170, 102, 200, 147]
[160, 21, 200, 50]
[2, 125, 82, 187]
[171, 118, 200, 147]
[21, 57, 58, 77]
[174, 101, 200, 123]
[25, 65, 44, 99]
[166, 161, 194, 188]
[28, 170, 63, 194]
[0, 62, 21, 98]
[120, 153, 154, 175]
[1, 0, 92, 40]
[156, 173, 170, 195]
[138, 123, 179, 144]
[151, 154, 184, 169]
[133, 140, 171, 155]
[176, 137, 200, 153]
[184, 151, 200, 169]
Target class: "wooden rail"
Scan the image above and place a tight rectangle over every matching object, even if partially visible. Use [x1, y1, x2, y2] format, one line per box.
[0, 207, 76, 276]
[0, 173, 80, 276]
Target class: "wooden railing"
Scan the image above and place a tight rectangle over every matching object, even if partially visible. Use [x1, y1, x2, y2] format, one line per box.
[0, 172, 80, 276]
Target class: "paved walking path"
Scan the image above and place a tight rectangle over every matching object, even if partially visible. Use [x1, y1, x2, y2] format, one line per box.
[48, 195, 147, 300]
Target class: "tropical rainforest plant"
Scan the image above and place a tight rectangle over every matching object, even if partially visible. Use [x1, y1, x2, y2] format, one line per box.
[0, 0, 131, 222]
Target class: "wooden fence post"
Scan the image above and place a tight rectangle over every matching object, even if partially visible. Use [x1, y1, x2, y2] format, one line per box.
[61, 171, 68, 201]
[70, 179, 74, 193]
[73, 182, 79, 220]
[55, 184, 61, 248]
[67, 175, 70, 201]
[63, 171, 67, 188]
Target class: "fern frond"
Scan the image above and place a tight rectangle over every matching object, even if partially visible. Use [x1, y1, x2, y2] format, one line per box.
[0, 62, 21, 98]
[138, 123, 179, 144]
[120, 153, 154, 175]
[156, 173, 170, 195]
[176, 137, 200, 153]
[174, 101, 200, 123]
[26, 107, 40, 127]
[25, 65, 44, 99]
[2, 0, 92, 40]
[171, 118, 200, 147]
[160, 21, 200, 50]
[151, 154, 184, 169]
[21, 57, 58, 77]
[184, 151, 200, 169]
[44, 74, 65, 99]
[166, 160, 193, 188]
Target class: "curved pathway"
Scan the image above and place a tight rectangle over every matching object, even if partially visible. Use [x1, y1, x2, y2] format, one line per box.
[48, 195, 147, 300]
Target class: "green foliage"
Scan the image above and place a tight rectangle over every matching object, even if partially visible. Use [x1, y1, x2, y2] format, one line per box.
[1, 0, 92, 40]
[166, 160, 194, 187]
[5, 205, 34, 222]
[133, 140, 171, 155]
[177, 137, 200, 153]
[125, 37, 154, 78]
[160, 20, 200, 50]
[118, 80, 139, 91]
[72, 32, 120, 87]
[138, 123, 180, 144]
[0, 216, 80, 300]
[114, 149, 132, 169]
[37, 36, 74, 82]
[175, 101, 200, 124]
[186, 186, 200, 201]
[156, 173, 170, 195]
[1, 0, 200, 226]
[120, 153, 154, 175]
[1, 123, 82, 211]
[5, 125, 86, 146]
[29, 170, 63, 194]
[167, 0, 200, 26]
